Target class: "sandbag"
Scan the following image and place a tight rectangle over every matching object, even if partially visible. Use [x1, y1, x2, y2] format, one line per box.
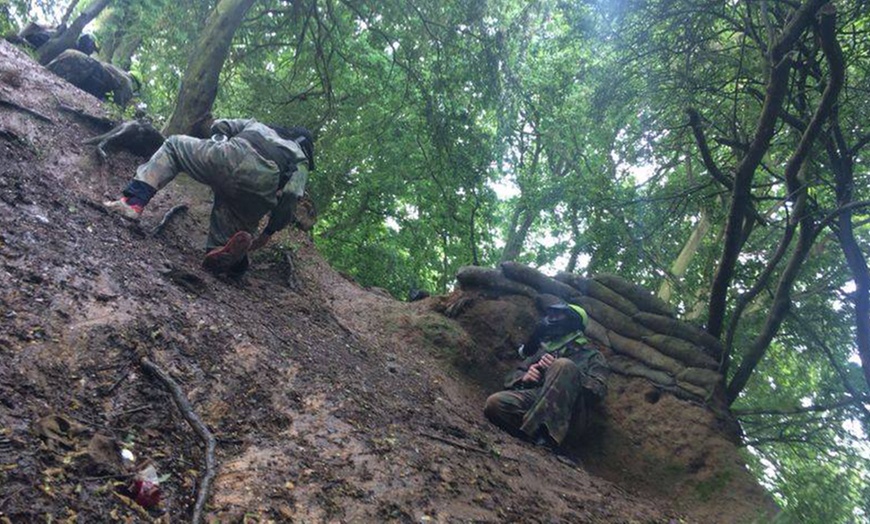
[500, 262, 581, 301]
[578, 296, 653, 340]
[676, 367, 723, 388]
[676, 380, 712, 400]
[643, 334, 718, 370]
[594, 273, 674, 317]
[666, 384, 707, 404]
[556, 272, 639, 317]
[456, 266, 536, 298]
[607, 356, 675, 386]
[47, 50, 134, 107]
[584, 316, 610, 347]
[633, 312, 724, 359]
[608, 330, 683, 375]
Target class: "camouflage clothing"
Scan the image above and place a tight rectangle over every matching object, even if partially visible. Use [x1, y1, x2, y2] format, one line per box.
[131, 119, 309, 249]
[484, 335, 609, 445]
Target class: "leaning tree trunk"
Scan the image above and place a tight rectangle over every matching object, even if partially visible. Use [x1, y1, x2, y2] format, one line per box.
[111, 34, 142, 71]
[704, 0, 833, 339]
[725, 5, 843, 404]
[162, 0, 258, 136]
[828, 130, 870, 391]
[658, 208, 710, 304]
[38, 0, 112, 65]
[500, 203, 536, 264]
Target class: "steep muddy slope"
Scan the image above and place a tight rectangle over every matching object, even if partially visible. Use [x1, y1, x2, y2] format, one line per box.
[0, 41, 772, 523]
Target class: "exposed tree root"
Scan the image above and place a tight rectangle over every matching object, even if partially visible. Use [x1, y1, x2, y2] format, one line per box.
[150, 204, 188, 237]
[0, 98, 53, 123]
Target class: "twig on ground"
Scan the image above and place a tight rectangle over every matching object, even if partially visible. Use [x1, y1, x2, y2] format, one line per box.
[0, 98, 53, 123]
[139, 356, 216, 524]
[102, 361, 133, 395]
[0, 486, 25, 511]
[80, 198, 108, 215]
[150, 205, 188, 237]
[115, 404, 151, 417]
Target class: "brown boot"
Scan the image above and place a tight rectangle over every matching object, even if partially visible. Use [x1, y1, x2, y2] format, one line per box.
[202, 231, 253, 274]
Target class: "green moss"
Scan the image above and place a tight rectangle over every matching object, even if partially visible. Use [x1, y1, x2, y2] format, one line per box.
[418, 315, 466, 354]
[695, 470, 734, 501]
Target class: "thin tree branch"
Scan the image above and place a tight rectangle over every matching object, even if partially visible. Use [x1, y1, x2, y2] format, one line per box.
[686, 108, 733, 190]
[139, 356, 216, 524]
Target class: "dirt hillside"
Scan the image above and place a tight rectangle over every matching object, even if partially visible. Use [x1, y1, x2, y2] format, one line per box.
[1, 40, 773, 523]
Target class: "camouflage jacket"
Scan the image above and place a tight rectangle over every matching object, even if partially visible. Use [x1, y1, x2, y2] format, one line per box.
[210, 118, 310, 235]
[504, 333, 609, 398]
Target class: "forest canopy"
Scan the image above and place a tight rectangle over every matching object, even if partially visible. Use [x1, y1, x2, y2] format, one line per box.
[3, 0, 869, 521]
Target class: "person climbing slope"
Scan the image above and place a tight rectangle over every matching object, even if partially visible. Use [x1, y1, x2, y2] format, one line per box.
[105, 118, 315, 277]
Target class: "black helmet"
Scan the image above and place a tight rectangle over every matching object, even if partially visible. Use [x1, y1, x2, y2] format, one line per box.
[540, 302, 587, 339]
[518, 302, 588, 357]
[76, 34, 98, 55]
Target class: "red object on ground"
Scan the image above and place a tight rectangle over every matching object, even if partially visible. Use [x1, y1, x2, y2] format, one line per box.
[130, 478, 161, 508]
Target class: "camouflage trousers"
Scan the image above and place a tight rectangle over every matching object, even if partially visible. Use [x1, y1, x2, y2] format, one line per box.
[134, 135, 281, 249]
[484, 358, 588, 445]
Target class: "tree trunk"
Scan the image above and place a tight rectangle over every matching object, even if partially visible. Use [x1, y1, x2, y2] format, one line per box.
[38, 0, 113, 65]
[827, 129, 870, 391]
[836, 198, 870, 391]
[162, 0, 258, 136]
[500, 204, 535, 263]
[705, 0, 831, 338]
[658, 209, 710, 303]
[726, 198, 814, 403]
[112, 34, 142, 70]
[565, 207, 582, 273]
[726, 5, 843, 403]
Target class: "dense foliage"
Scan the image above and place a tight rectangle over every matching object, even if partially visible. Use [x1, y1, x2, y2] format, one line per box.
[5, 1, 870, 521]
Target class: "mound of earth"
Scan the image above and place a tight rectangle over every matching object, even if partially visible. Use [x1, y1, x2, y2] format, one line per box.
[0, 40, 773, 523]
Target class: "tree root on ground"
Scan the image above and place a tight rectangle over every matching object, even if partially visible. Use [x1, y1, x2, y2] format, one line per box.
[0, 98, 53, 123]
[150, 204, 188, 237]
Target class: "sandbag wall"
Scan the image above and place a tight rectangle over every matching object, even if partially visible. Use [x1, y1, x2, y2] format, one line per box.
[456, 262, 726, 407]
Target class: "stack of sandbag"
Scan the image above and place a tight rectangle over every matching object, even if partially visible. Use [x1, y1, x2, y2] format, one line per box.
[456, 262, 725, 404]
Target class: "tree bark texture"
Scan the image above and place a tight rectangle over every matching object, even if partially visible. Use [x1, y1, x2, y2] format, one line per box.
[162, 0, 258, 136]
[38, 0, 112, 65]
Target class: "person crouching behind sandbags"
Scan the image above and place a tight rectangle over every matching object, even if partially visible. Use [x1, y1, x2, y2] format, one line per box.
[484, 302, 609, 449]
[104, 118, 315, 277]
